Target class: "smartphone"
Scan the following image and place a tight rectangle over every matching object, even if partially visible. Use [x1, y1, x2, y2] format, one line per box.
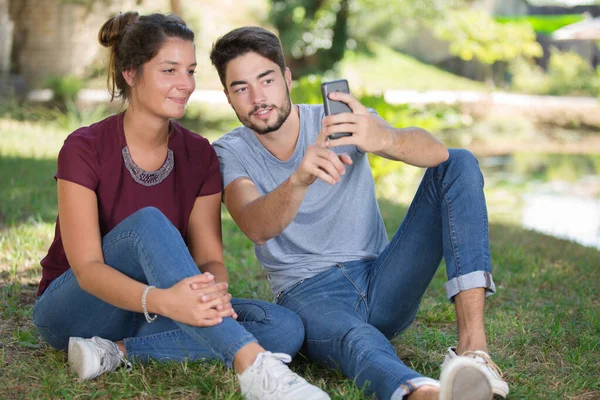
[321, 79, 352, 140]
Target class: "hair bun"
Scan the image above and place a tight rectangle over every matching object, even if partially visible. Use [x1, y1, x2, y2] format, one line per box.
[98, 11, 139, 48]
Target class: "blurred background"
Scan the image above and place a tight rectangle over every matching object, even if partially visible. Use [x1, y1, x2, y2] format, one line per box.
[1, 3, 599, 398]
[1, 0, 599, 249]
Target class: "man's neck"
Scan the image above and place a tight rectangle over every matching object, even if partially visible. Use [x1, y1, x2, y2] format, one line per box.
[254, 104, 300, 161]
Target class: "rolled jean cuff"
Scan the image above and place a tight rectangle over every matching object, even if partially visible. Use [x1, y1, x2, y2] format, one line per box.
[444, 271, 496, 302]
[391, 377, 440, 399]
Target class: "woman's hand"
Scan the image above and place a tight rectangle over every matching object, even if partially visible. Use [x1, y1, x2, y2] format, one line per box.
[156, 273, 236, 327]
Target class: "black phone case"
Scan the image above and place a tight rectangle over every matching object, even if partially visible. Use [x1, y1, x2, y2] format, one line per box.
[321, 79, 352, 139]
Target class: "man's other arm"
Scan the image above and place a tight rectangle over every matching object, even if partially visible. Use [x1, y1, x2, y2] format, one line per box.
[323, 92, 449, 167]
[223, 135, 352, 245]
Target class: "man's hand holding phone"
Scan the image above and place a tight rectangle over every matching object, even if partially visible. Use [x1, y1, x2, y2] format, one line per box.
[322, 89, 394, 155]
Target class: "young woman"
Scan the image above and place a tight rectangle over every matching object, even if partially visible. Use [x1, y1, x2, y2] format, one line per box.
[32, 12, 329, 400]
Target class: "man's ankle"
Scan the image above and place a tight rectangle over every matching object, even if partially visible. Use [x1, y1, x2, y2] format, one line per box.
[407, 385, 439, 400]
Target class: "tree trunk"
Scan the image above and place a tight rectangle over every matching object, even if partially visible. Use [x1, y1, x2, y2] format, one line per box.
[0, 0, 13, 78]
[170, 0, 183, 17]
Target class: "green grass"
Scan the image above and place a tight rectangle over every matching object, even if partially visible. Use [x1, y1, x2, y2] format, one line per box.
[339, 43, 488, 93]
[496, 14, 585, 35]
[1, 116, 599, 399]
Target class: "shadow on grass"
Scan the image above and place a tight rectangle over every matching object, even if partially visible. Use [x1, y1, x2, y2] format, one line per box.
[0, 155, 58, 225]
[1, 172, 599, 399]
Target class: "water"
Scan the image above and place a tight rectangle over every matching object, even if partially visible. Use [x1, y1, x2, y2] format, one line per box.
[478, 154, 600, 250]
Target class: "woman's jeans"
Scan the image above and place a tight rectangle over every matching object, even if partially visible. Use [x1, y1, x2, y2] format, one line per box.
[33, 207, 304, 368]
[276, 149, 496, 400]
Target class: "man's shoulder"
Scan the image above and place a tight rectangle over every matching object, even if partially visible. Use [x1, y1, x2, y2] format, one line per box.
[213, 125, 251, 151]
[298, 103, 325, 120]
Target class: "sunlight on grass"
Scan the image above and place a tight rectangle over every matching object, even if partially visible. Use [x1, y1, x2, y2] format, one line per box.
[340, 43, 487, 93]
[1, 115, 599, 399]
[0, 120, 67, 159]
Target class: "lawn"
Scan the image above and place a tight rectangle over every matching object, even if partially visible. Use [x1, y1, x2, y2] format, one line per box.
[339, 43, 488, 93]
[1, 115, 599, 399]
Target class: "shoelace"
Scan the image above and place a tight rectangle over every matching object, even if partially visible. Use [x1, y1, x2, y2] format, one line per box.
[253, 352, 303, 392]
[462, 350, 504, 379]
[90, 337, 133, 374]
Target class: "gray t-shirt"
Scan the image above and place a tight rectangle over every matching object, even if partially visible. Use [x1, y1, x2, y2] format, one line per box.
[213, 104, 389, 297]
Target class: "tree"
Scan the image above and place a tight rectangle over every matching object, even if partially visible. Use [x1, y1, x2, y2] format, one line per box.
[432, 9, 543, 86]
[170, 0, 182, 17]
[269, 0, 349, 78]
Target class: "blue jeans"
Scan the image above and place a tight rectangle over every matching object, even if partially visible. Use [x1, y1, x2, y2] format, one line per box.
[33, 207, 304, 367]
[276, 149, 496, 399]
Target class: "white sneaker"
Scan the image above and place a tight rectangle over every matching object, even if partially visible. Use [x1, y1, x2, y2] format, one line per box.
[237, 351, 330, 400]
[442, 347, 509, 398]
[439, 356, 493, 400]
[68, 336, 132, 380]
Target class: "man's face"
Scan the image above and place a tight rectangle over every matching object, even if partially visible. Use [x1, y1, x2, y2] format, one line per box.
[224, 52, 292, 135]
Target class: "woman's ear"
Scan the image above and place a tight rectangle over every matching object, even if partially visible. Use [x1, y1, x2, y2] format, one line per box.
[122, 69, 137, 87]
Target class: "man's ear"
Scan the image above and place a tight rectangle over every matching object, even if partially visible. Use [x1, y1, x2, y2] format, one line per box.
[122, 69, 137, 87]
[285, 67, 292, 91]
[224, 89, 232, 106]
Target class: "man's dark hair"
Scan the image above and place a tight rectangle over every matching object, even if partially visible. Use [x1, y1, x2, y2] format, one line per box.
[210, 26, 286, 89]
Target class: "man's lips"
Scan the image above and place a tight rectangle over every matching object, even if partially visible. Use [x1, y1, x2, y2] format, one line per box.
[251, 106, 275, 120]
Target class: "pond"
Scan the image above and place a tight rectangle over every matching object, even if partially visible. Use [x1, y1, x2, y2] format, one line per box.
[479, 153, 600, 250]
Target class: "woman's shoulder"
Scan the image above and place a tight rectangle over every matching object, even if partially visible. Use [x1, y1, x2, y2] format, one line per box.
[63, 113, 122, 148]
[171, 121, 213, 151]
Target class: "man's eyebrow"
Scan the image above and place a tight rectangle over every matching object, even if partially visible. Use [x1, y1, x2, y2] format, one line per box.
[229, 69, 276, 88]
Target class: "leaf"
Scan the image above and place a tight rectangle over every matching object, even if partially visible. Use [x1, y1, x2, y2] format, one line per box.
[15, 329, 40, 349]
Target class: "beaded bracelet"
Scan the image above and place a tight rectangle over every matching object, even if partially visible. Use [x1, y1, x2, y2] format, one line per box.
[142, 285, 158, 323]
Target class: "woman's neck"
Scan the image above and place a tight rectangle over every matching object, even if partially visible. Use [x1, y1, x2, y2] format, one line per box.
[123, 107, 170, 151]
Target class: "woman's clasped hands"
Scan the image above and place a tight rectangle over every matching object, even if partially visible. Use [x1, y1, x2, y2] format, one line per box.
[155, 272, 237, 327]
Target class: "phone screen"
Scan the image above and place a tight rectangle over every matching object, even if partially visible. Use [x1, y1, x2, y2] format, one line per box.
[321, 79, 352, 139]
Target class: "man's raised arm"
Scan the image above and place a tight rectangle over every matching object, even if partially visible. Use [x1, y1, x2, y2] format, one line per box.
[223, 137, 352, 245]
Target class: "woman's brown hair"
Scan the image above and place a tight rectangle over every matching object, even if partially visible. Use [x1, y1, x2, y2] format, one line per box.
[98, 12, 194, 102]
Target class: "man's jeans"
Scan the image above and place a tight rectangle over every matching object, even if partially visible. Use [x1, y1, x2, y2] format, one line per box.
[33, 207, 304, 367]
[276, 149, 496, 399]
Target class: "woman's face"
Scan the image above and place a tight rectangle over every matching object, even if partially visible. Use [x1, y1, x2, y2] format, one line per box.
[126, 38, 197, 120]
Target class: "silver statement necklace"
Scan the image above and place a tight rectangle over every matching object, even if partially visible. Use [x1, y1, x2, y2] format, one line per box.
[122, 146, 174, 187]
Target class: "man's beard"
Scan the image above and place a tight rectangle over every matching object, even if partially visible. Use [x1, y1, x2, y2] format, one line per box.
[235, 91, 292, 135]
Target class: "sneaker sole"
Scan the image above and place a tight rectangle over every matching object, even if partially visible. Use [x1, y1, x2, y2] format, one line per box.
[68, 337, 99, 380]
[440, 357, 492, 400]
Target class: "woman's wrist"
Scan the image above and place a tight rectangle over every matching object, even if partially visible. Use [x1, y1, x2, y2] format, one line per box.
[145, 286, 166, 316]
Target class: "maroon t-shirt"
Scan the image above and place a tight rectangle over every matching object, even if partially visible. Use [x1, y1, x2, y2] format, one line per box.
[37, 113, 222, 296]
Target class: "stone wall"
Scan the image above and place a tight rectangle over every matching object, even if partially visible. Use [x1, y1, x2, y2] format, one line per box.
[8, 0, 137, 89]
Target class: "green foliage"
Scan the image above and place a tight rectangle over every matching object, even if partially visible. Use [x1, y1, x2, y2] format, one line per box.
[496, 14, 585, 35]
[510, 49, 600, 97]
[290, 75, 325, 104]
[509, 58, 549, 95]
[43, 75, 84, 108]
[433, 9, 543, 66]
[546, 49, 600, 96]
[269, 0, 349, 78]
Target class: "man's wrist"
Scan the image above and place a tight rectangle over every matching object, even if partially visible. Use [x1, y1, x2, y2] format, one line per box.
[288, 172, 308, 189]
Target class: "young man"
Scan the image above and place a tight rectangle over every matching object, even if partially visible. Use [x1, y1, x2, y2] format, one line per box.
[210, 26, 509, 400]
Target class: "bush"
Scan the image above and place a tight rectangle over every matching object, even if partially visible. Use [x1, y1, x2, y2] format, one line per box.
[510, 49, 600, 97]
[546, 49, 599, 96]
[509, 58, 549, 95]
[44, 75, 84, 107]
